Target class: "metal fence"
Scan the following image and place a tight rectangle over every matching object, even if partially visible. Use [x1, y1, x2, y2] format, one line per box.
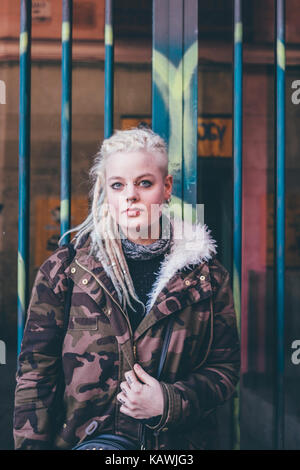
[17, 0, 287, 450]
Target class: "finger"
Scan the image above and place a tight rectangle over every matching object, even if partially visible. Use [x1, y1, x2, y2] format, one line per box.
[120, 404, 134, 417]
[117, 389, 138, 409]
[124, 370, 143, 393]
[117, 393, 126, 405]
[120, 381, 130, 396]
[133, 363, 156, 386]
[119, 382, 137, 404]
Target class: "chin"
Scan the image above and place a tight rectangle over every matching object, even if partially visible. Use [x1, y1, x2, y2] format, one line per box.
[119, 217, 152, 238]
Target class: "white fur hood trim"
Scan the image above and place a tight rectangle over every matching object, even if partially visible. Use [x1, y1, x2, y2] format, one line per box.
[144, 216, 217, 315]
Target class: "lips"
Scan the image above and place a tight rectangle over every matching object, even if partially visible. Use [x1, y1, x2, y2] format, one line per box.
[126, 208, 142, 216]
[123, 207, 143, 213]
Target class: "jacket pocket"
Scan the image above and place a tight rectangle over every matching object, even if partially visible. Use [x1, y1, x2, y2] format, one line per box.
[67, 316, 98, 330]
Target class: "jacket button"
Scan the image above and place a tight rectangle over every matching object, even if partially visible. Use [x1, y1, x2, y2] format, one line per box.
[82, 279, 88, 285]
[63, 423, 67, 428]
[184, 279, 191, 286]
[200, 275, 205, 281]
[102, 307, 111, 315]
[71, 267, 76, 273]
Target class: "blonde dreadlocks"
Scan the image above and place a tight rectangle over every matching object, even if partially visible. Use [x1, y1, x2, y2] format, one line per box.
[58, 127, 169, 313]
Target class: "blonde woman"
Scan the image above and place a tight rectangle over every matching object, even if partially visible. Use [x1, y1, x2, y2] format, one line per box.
[13, 127, 240, 450]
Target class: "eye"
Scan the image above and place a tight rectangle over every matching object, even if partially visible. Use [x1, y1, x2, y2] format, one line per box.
[111, 182, 123, 190]
[139, 180, 152, 187]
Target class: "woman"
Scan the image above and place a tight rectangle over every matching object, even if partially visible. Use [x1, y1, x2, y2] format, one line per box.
[13, 127, 240, 450]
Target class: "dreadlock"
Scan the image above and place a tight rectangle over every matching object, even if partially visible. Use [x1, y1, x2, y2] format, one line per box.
[58, 126, 169, 312]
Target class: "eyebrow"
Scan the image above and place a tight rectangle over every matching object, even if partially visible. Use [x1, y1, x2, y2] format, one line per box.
[108, 173, 155, 181]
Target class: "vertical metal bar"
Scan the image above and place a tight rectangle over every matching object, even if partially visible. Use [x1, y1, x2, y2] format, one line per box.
[167, 0, 184, 214]
[233, 0, 243, 450]
[104, 0, 114, 139]
[153, 0, 196, 221]
[152, 0, 169, 142]
[275, 0, 285, 451]
[183, 0, 198, 223]
[18, 0, 31, 355]
[60, 0, 73, 244]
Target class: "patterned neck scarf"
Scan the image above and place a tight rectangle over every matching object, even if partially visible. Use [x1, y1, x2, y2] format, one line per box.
[120, 213, 174, 260]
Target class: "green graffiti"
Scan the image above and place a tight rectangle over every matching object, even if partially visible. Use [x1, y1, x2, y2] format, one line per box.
[234, 22, 243, 44]
[18, 252, 25, 311]
[19, 32, 28, 55]
[62, 22, 70, 42]
[183, 42, 198, 205]
[277, 39, 285, 71]
[153, 41, 198, 213]
[105, 24, 113, 46]
[64, 102, 69, 122]
[60, 199, 69, 224]
[167, 195, 200, 225]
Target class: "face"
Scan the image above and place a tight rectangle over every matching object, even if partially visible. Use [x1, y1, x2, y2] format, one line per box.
[105, 150, 173, 244]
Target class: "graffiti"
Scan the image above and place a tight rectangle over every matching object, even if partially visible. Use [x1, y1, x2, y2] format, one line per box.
[198, 122, 226, 142]
[153, 41, 198, 190]
[197, 117, 232, 158]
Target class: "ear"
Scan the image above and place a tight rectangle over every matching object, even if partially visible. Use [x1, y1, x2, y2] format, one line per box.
[164, 174, 173, 199]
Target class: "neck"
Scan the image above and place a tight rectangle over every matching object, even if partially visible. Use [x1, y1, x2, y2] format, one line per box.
[121, 215, 173, 261]
[122, 218, 162, 246]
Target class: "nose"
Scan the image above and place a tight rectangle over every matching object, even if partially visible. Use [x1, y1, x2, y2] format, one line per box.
[125, 182, 139, 201]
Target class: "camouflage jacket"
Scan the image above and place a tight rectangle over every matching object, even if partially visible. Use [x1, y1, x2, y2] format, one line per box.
[13, 218, 240, 450]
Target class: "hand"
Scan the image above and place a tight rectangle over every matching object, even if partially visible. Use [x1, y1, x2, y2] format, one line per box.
[117, 363, 164, 420]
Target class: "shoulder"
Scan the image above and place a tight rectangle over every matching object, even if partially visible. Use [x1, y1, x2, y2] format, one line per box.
[38, 242, 76, 287]
[207, 256, 231, 291]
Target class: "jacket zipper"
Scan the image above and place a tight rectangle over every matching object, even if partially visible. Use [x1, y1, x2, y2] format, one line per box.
[74, 259, 136, 361]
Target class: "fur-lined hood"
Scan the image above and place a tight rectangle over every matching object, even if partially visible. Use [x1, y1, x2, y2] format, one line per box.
[75, 215, 217, 316]
[144, 216, 217, 314]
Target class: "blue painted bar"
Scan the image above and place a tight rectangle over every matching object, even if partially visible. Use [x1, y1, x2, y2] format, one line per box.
[233, 0, 243, 450]
[167, 0, 184, 212]
[182, 0, 198, 221]
[152, 0, 170, 143]
[104, 0, 114, 139]
[60, 0, 73, 244]
[18, 0, 32, 355]
[152, 0, 190, 220]
[275, 0, 286, 451]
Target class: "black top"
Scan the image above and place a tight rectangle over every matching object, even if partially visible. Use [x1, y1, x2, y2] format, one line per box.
[125, 252, 166, 427]
[125, 252, 165, 332]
